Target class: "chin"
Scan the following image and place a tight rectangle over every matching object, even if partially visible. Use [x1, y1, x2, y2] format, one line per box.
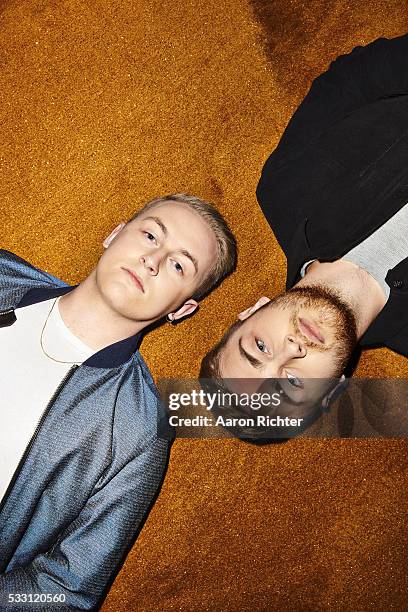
[99, 282, 134, 314]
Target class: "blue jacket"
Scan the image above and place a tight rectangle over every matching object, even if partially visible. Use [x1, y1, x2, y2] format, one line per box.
[0, 249, 171, 610]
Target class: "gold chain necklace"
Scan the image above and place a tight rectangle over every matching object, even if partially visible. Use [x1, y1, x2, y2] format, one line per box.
[40, 298, 83, 365]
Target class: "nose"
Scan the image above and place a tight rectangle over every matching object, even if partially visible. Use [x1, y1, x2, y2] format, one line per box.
[263, 335, 307, 378]
[284, 334, 307, 358]
[140, 253, 160, 276]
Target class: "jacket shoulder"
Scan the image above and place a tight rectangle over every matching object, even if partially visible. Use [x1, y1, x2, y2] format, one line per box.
[0, 249, 68, 310]
[0, 249, 66, 286]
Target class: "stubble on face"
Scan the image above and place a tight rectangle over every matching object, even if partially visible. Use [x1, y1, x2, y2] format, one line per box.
[270, 284, 358, 373]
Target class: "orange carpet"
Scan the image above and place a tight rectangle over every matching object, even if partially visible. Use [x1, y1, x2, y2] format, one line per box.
[1, 0, 408, 609]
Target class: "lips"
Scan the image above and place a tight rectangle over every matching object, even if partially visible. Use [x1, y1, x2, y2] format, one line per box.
[299, 317, 325, 344]
[122, 267, 144, 293]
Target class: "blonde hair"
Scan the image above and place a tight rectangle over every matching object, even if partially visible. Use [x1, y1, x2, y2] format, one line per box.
[128, 193, 237, 300]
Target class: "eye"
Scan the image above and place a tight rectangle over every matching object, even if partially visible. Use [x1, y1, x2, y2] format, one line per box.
[256, 338, 268, 353]
[143, 231, 157, 244]
[172, 260, 184, 275]
[285, 372, 302, 388]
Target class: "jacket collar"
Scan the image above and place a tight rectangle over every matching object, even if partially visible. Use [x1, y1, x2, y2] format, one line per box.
[286, 218, 313, 289]
[14, 285, 142, 368]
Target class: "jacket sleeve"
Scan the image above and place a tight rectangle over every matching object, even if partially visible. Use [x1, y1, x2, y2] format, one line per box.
[0, 437, 169, 611]
[278, 33, 408, 147]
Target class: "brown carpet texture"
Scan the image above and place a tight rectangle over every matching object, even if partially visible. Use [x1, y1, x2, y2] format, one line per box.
[1, 0, 408, 610]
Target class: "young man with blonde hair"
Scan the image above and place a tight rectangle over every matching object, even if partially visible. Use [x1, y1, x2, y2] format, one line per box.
[0, 193, 236, 610]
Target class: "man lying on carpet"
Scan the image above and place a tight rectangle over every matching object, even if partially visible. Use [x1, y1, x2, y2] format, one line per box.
[0, 193, 237, 610]
[200, 32, 408, 438]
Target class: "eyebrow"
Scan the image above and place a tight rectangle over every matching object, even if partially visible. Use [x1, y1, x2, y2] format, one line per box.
[180, 249, 198, 274]
[144, 216, 168, 237]
[238, 338, 263, 369]
[278, 388, 304, 406]
[144, 216, 199, 274]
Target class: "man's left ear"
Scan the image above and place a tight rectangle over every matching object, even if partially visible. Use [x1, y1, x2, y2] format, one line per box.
[321, 375, 348, 412]
[238, 296, 271, 321]
[167, 299, 199, 322]
[102, 222, 127, 248]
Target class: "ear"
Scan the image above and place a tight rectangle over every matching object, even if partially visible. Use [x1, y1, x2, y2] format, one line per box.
[102, 222, 127, 248]
[321, 375, 347, 412]
[238, 296, 271, 321]
[168, 299, 199, 322]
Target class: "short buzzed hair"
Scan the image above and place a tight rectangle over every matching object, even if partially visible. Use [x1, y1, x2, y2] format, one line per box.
[128, 193, 237, 301]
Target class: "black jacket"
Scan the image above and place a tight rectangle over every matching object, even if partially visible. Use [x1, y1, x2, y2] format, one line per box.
[256, 33, 408, 356]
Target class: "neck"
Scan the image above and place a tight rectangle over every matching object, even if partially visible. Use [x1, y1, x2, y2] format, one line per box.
[296, 259, 388, 338]
[58, 271, 152, 351]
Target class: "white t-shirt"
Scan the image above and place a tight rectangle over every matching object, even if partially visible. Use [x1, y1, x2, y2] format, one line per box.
[0, 296, 96, 502]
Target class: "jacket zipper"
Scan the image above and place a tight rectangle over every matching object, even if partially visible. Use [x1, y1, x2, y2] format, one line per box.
[0, 364, 79, 516]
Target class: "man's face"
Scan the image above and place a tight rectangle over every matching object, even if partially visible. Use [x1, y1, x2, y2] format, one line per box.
[218, 286, 356, 413]
[95, 200, 218, 323]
